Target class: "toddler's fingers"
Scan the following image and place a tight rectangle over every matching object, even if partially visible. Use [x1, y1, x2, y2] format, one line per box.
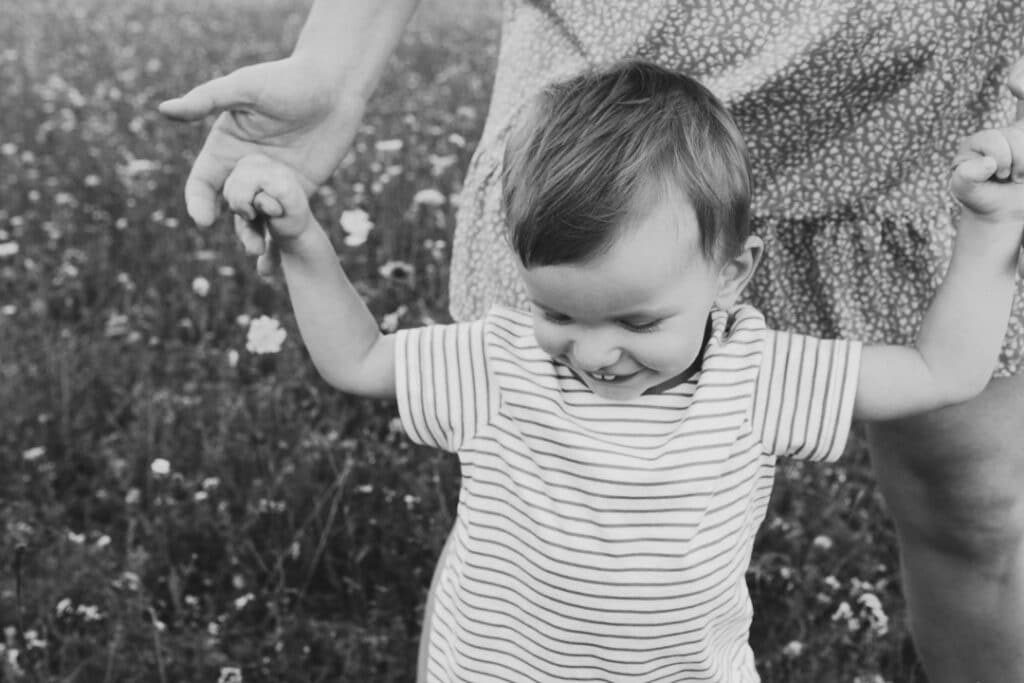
[234, 213, 266, 256]
[223, 166, 260, 221]
[953, 156, 998, 186]
[958, 129, 1013, 180]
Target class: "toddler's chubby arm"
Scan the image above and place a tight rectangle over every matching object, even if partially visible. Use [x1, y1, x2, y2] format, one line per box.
[223, 154, 396, 399]
[854, 121, 1024, 421]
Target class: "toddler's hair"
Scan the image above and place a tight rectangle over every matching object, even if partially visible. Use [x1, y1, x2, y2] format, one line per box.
[502, 61, 751, 267]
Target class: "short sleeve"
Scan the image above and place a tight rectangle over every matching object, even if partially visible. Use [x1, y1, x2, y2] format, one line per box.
[394, 319, 491, 452]
[752, 330, 862, 462]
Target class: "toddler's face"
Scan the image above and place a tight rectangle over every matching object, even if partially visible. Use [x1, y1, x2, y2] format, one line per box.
[521, 196, 745, 400]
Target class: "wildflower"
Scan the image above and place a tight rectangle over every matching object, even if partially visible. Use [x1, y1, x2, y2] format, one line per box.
[3, 646, 23, 677]
[56, 598, 73, 616]
[823, 575, 841, 591]
[448, 133, 466, 148]
[76, 604, 103, 622]
[95, 534, 111, 549]
[150, 458, 171, 476]
[781, 640, 804, 658]
[84, 174, 101, 187]
[226, 349, 239, 368]
[831, 601, 853, 622]
[378, 260, 414, 283]
[22, 446, 45, 461]
[104, 312, 130, 338]
[118, 158, 159, 177]
[403, 494, 420, 509]
[374, 139, 403, 153]
[194, 490, 208, 502]
[218, 666, 243, 683]
[124, 487, 141, 505]
[236, 313, 251, 327]
[356, 484, 373, 494]
[67, 531, 85, 544]
[245, 316, 287, 354]
[428, 153, 457, 176]
[233, 593, 254, 610]
[811, 534, 834, 551]
[413, 188, 446, 207]
[24, 630, 46, 650]
[191, 276, 210, 297]
[202, 477, 221, 491]
[217, 265, 236, 277]
[379, 305, 407, 333]
[339, 209, 374, 247]
[858, 592, 890, 636]
[113, 571, 140, 592]
[425, 239, 447, 261]
[0, 242, 20, 258]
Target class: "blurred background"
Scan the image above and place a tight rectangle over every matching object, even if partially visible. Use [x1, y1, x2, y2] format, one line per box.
[0, 0, 920, 680]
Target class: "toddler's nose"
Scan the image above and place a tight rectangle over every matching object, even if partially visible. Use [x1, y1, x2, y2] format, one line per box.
[570, 337, 620, 373]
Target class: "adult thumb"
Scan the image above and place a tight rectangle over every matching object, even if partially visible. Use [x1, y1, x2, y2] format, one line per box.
[158, 67, 261, 121]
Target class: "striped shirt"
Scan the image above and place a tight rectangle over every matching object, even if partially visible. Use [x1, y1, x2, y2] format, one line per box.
[396, 305, 861, 682]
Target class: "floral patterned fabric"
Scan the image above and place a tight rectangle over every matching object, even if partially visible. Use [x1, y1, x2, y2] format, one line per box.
[448, 0, 1024, 376]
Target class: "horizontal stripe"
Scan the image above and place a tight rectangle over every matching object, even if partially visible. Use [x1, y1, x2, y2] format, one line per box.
[396, 305, 859, 682]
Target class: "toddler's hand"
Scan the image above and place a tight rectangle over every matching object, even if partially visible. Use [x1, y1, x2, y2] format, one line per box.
[223, 154, 314, 274]
[950, 122, 1024, 226]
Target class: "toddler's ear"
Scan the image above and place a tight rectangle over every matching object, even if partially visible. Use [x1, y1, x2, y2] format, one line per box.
[713, 235, 763, 309]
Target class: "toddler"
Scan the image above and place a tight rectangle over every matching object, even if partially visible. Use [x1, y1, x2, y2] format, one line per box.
[221, 62, 1024, 682]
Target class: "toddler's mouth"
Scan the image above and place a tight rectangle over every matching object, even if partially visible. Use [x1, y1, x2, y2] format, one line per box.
[586, 370, 638, 383]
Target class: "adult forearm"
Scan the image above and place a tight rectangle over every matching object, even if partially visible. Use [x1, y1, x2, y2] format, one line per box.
[915, 219, 1022, 400]
[292, 0, 423, 101]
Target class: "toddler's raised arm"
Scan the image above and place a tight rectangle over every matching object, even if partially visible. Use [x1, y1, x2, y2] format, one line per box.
[223, 154, 396, 399]
[854, 120, 1024, 420]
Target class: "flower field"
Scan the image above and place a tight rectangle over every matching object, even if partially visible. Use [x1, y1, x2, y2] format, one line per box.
[0, 0, 924, 680]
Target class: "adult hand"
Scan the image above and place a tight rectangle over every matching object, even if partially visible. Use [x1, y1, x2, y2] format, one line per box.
[159, 56, 365, 261]
[1011, 55, 1024, 119]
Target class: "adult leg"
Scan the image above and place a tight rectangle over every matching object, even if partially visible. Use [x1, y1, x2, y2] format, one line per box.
[867, 372, 1024, 683]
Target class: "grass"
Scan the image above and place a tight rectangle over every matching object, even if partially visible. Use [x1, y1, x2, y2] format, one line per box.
[0, 0, 924, 680]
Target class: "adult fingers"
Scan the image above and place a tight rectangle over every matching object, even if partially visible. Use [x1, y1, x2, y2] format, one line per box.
[1004, 125, 1024, 183]
[256, 238, 281, 277]
[184, 162, 223, 228]
[234, 214, 266, 256]
[1010, 56, 1024, 118]
[158, 65, 263, 121]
